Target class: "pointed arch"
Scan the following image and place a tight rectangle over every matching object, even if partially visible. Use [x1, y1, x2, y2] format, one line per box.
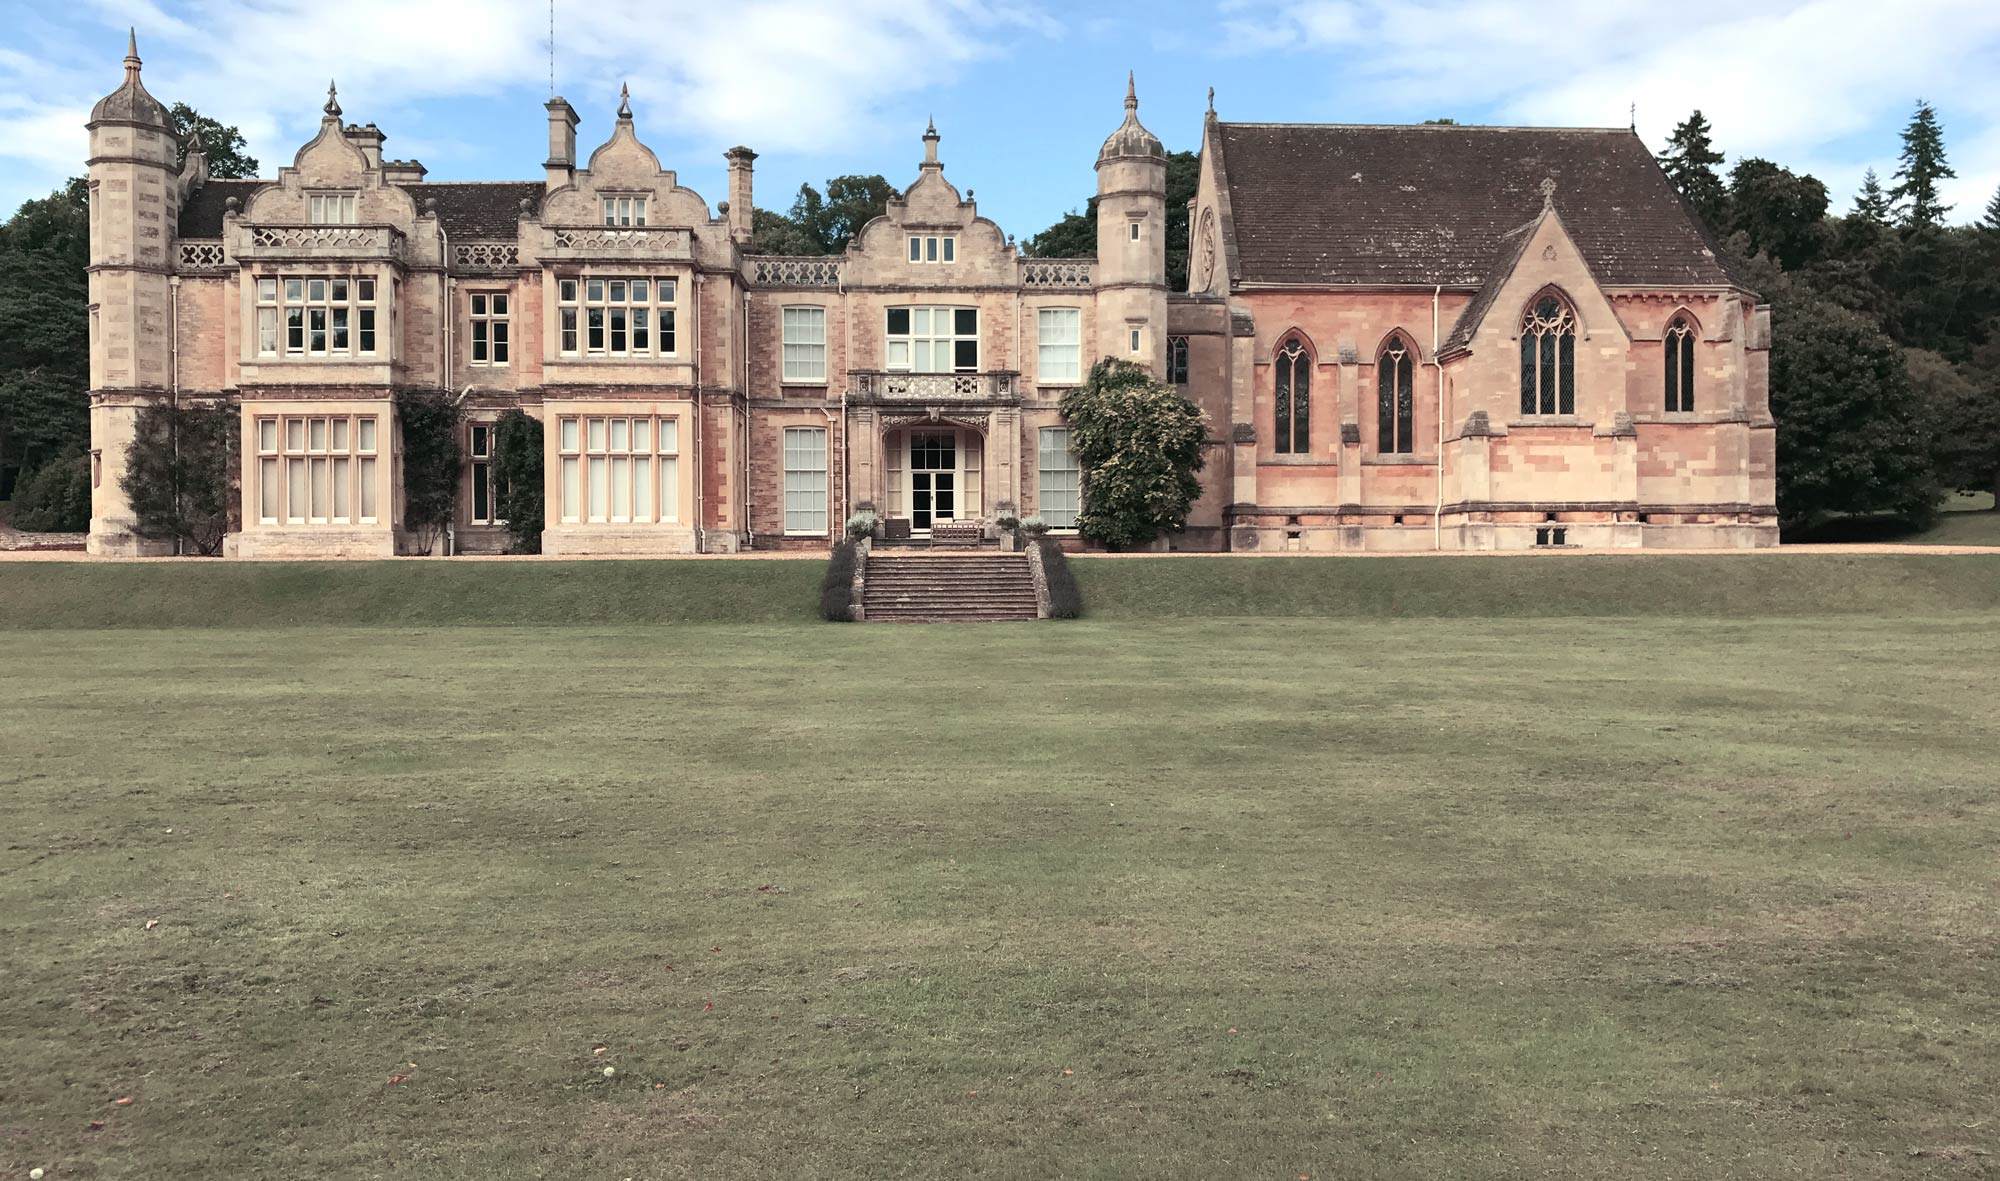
[1663, 307, 1700, 412]
[1273, 330, 1314, 454]
[1375, 330, 1418, 454]
[1519, 286, 1577, 416]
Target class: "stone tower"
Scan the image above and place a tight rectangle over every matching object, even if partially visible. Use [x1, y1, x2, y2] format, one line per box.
[1093, 72, 1168, 376]
[85, 31, 182, 554]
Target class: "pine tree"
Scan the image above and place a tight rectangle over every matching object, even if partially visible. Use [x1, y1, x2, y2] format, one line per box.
[1980, 183, 2000, 233]
[1889, 100, 1956, 232]
[1851, 168, 1892, 225]
[1656, 110, 1729, 230]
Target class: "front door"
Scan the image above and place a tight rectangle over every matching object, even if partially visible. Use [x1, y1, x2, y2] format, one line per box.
[909, 431, 957, 533]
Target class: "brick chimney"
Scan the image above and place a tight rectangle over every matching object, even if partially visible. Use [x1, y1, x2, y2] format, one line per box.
[724, 146, 756, 243]
[545, 97, 579, 190]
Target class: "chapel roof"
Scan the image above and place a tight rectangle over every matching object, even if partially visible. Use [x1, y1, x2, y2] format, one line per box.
[1213, 122, 1740, 289]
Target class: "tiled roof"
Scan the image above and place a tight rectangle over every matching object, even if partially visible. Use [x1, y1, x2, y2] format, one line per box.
[405, 182, 542, 239]
[1214, 123, 1739, 289]
[176, 180, 264, 237]
[175, 179, 541, 240]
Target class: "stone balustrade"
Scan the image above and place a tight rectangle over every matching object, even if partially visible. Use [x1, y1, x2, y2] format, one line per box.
[541, 225, 692, 261]
[177, 240, 227, 269]
[236, 224, 404, 261]
[452, 241, 520, 272]
[747, 255, 843, 288]
[1019, 258, 1094, 289]
[850, 371, 1018, 403]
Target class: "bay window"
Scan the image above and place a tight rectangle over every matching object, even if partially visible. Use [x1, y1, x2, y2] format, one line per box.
[255, 413, 379, 525]
[256, 277, 377, 358]
[558, 277, 678, 358]
[557, 414, 681, 525]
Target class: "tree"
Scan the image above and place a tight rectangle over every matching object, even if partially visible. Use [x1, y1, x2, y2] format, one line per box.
[1889, 100, 1955, 233]
[10, 451, 90, 531]
[0, 185, 91, 490]
[1851, 168, 1892, 225]
[1057, 358, 1207, 549]
[490, 408, 544, 553]
[168, 102, 258, 179]
[121, 399, 238, 555]
[1023, 204, 1095, 259]
[394, 387, 463, 555]
[1657, 110, 1729, 230]
[1909, 348, 2000, 500]
[1744, 259, 1939, 530]
[1725, 158, 1829, 272]
[748, 206, 819, 255]
[807, 175, 896, 254]
[1980, 184, 2000, 233]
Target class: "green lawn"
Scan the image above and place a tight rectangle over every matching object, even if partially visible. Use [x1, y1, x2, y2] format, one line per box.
[4, 600, 1999, 1178]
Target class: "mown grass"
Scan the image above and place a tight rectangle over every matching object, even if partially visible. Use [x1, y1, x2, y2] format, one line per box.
[6, 552, 2000, 629]
[3, 609, 1998, 1179]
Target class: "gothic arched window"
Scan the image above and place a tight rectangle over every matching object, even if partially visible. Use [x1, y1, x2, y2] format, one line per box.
[1664, 315, 1696, 412]
[1519, 294, 1576, 416]
[1377, 335, 1415, 454]
[1274, 335, 1311, 454]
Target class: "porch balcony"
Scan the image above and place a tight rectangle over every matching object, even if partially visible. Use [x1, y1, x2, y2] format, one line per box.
[232, 223, 405, 264]
[539, 225, 693, 263]
[849, 370, 1019, 405]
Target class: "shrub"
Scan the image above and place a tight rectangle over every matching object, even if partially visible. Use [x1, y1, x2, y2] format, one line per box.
[1020, 515, 1049, 537]
[1058, 357, 1207, 550]
[820, 540, 859, 621]
[394, 387, 464, 555]
[844, 508, 879, 541]
[491, 409, 544, 554]
[121, 399, 237, 555]
[11, 451, 90, 532]
[1037, 538, 1082, 619]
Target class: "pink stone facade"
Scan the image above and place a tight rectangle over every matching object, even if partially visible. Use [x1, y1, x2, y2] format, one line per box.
[84, 41, 1773, 557]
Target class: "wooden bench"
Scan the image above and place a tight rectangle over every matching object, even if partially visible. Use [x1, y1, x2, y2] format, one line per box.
[882, 518, 912, 541]
[929, 519, 984, 548]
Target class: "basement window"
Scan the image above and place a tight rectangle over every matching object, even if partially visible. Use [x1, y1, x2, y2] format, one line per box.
[1535, 526, 1568, 547]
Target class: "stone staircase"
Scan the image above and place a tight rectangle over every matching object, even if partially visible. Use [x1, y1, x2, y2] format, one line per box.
[861, 552, 1040, 623]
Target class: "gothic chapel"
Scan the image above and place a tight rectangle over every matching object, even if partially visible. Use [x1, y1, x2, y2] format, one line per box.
[84, 34, 1775, 555]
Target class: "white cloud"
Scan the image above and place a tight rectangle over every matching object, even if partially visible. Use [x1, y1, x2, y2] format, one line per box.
[1215, 0, 2000, 222]
[0, 0, 1058, 213]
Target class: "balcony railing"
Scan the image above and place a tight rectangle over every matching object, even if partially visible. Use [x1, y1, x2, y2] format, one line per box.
[452, 241, 520, 272]
[541, 225, 692, 261]
[236, 224, 404, 261]
[1020, 258, 1094, 289]
[178, 240, 228, 270]
[747, 255, 842, 288]
[850, 371, 1018, 403]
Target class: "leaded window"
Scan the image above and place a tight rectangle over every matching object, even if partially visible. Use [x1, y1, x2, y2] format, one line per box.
[1377, 335, 1415, 454]
[1167, 335, 1189, 384]
[1664, 315, 1696, 412]
[1274, 335, 1311, 454]
[1519, 294, 1576, 416]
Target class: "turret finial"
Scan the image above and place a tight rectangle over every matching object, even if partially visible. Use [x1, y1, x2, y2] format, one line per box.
[617, 82, 631, 120]
[1207, 86, 1215, 114]
[1126, 71, 1137, 111]
[925, 114, 937, 137]
[124, 27, 142, 79]
[324, 79, 341, 118]
[922, 116, 940, 166]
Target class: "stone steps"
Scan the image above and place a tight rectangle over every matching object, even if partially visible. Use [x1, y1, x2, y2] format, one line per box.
[861, 553, 1040, 623]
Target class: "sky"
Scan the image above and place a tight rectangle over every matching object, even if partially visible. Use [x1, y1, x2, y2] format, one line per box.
[5, 0, 1998, 238]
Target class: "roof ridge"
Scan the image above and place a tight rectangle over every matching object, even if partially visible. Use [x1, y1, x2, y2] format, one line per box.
[406, 179, 543, 186]
[1219, 122, 1632, 133]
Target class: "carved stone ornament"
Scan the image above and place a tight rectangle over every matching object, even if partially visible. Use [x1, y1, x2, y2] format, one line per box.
[1195, 207, 1217, 290]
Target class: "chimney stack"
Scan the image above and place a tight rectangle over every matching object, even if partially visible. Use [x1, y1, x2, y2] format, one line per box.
[724, 146, 756, 243]
[545, 97, 579, 190]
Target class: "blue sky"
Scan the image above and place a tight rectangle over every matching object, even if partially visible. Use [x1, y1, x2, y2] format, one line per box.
[6, 0, 1998, 237]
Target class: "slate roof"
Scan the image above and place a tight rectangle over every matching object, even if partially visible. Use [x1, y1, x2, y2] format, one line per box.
[177, 179, 264, 237]
[175, 179, 541, 239]
[1214, 123, 1739, 289]
[404, 181, 543, 239]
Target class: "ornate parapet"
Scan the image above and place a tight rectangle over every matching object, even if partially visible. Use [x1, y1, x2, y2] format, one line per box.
[1020, 258, 1093, 289]
[850, 370, 1018, 405]
[177, 240, 228, 271]
[747, 255, 842, 288]
[541, 225, 691, 263]
[452, 241, 520, 273]
[235, 224, 405, 263]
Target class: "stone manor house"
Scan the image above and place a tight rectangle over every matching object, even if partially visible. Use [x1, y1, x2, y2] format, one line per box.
[84, 35, 1777, 556]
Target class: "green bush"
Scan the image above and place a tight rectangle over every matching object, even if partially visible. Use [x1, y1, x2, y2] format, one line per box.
[121, 399, 237, 555]
[1037, 538, 1082, 619]
[394, 387, 464, 555]
[491, 409, 545, 554]
[844, 508, 878, 541]
[10, 451, 90, 531]
[1058, 358, 1207, 550]
[821, 540, 858, 621]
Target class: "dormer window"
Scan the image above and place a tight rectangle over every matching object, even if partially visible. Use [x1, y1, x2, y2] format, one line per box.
[601, 196, 648, 227]
[908, 235, 955, 264]
[308, 193, 357, 224]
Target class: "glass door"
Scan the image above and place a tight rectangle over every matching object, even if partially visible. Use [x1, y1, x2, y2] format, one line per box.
[909, 431, 957, 533]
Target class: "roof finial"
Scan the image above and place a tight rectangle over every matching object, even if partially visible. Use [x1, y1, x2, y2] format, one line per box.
[1540, 176, 1557, 211]
[1126, 70, 1137, 111]
[1207, 86, 1215, 115]
[923, 116, 940, 166]
[1629, 101, 1636, 132]
[324, 79, 341, 118]
[123, 27, 142, 80]
[925, 114, 937, 137]
[617, 82, 631, 120]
